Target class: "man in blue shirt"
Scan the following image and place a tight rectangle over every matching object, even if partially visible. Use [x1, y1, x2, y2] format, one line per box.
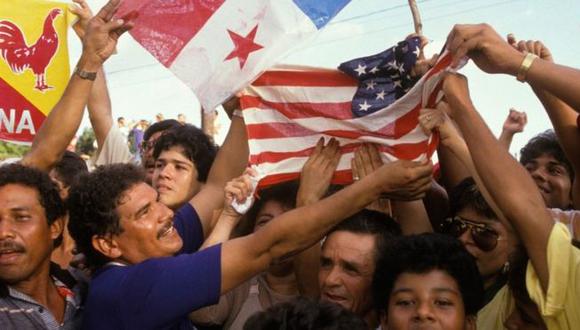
[68, 150, 433, 329]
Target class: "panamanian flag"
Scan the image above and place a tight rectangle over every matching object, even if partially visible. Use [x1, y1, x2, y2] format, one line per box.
[117, 0, 351, 111]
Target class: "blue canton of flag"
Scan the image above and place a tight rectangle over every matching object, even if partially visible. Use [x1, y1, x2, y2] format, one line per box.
[338, 37, 421, 117]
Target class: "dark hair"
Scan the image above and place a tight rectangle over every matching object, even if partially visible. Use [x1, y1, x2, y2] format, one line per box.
[243, 297, 368, 330]
[372, 233, 484, 316]
[67, 164, 146, 270]
[0, 163, 65, 225]
[152, 124, 218, 182]
[519, 129, 574, 182]
[237, 182, 299, 237]
[449, 177, 497, 220]
[117, 117, 125, 122]
[143, 119, 181, 142]
[326, 209, 401, 262]
[52, 151, 89, 189]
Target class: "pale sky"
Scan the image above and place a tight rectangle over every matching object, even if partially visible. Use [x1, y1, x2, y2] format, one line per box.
[71, 0, 580, 151]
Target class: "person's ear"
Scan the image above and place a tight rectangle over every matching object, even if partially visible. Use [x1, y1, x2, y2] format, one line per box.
[465, 315, 477, 330]
[49, 217, 64, 240]
[92, 234, 122, 259]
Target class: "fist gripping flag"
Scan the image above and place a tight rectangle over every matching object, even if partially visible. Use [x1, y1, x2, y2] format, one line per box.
[0, 0, 74, 144]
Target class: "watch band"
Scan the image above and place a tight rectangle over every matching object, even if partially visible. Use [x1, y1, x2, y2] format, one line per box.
[516, 53, 537, 82]
[74, 66, 97, 81]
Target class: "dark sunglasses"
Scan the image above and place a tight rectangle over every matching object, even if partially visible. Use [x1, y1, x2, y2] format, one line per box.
[440, 216, 501, 252]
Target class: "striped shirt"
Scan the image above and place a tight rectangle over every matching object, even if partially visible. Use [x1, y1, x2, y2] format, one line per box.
[0, 276, 82, 330]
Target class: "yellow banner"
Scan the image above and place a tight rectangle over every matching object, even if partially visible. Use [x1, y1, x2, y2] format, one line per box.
[0, 0, 74, 144]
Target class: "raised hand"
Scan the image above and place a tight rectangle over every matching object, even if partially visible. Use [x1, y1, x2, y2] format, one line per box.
[297, 138, 340, 206]
[222, 167, 257, 218]
[440, 72, 474, 118]
[502, 108, 527, 134]
[406, 33, 439, 78]
[446, 23, 524, 75]
[352, 143, 383, 180]
[70, 0, 93, 39]
[507, 34, 553, 62]
[376, 160, 433, 201]
[81, 0, 135, 68]
[352, 143, 392, 214]
[418, 103, 462, 148]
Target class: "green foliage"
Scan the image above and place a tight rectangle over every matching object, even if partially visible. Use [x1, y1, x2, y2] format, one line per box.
[76, 127, 96, 156]
[0, 140, 30, 160]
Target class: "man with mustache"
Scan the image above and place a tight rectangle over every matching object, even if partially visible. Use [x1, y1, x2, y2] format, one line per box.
[67, 157, 433, 328]
[0, 164, 80, 329]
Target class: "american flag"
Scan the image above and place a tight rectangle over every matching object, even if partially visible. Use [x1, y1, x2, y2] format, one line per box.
[240, 51, 453, 189]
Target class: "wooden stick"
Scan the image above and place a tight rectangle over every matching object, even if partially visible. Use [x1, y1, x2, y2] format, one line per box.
[408, 0, 423, 35]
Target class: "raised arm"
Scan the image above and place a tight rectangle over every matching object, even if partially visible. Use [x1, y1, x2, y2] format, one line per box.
[190, 109, 249, 238]
[69, 0, 113, 148]
[21, 0, 132, 171]
[447, 23, 580, 111]
[198, 169, 252, 249]
[498, 108, 527, 151]
[419, 104, 506, 222]
[442, 73, 552, 292]
[293, 138, 340, 298]
[219, 158, 433, 294]
[512, 38, 580, 209]
[352, 143, 431, 234]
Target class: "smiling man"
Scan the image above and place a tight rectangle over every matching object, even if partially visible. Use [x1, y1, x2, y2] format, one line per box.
[0, 164, 81, 329]
[519, 130, 574, 210]
[67, 156, 433, 329]
[319, 210, 400, 329]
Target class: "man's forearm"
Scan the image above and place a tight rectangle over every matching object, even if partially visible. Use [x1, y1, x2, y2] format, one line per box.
[262, 173, 382, 262]
[22, 55, 100, 171]
[498, 130, 514, 151]
[87, 68, 113, 148]
[453, 100, 552, 290]
[526, 59, 580, 112]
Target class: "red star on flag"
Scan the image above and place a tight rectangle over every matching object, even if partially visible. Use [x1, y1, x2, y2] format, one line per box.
[224, 24, 264, 69]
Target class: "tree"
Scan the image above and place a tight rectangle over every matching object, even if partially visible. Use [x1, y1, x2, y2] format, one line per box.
[76, 127, 96, 156]
[0, 141, 30, 160]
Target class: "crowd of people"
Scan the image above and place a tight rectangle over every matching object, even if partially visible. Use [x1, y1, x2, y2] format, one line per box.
[1, 0, 579, 329]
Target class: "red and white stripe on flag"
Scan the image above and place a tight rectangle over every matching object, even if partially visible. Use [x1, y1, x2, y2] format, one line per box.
[240, 52, 453, 189]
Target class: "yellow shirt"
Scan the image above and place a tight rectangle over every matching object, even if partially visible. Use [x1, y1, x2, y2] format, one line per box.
[476, 223, 579, 329]
[476, 284, 513, 329]
[526, 223, 580, 329]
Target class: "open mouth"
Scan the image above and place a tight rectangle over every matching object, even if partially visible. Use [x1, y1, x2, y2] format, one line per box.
[157, 222, 175, 239]
[536, 184, 550, 195]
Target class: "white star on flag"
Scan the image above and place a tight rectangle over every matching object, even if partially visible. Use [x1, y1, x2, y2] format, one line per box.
[358, 100, 372, 111]
[394, 80, 402, 88]
[376, 90, 386, 100]
[354, 64, 367, 76]
[366, 80, 376, 90]
[386, 60, 398, 70]
[369, 66, 380, 74]
[398, 63, 406, 74]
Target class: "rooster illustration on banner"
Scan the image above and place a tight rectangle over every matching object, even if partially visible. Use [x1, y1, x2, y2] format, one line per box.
[0, 8, 62, 92]
[0, 0, 73, 145]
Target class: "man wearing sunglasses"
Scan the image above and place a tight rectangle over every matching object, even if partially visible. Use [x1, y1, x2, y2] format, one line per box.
[445, 177, 519, 302]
